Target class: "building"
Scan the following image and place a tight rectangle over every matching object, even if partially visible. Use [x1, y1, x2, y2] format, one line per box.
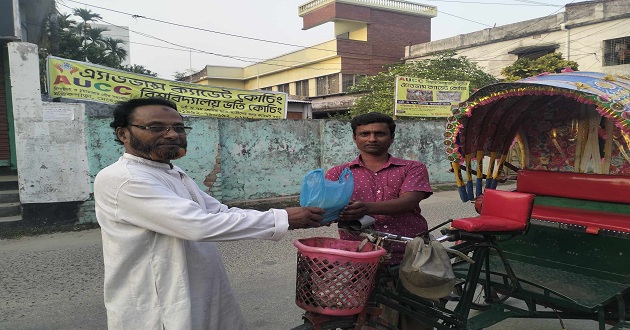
[404, 0, 630, 78]
[186, 0, 437, 117]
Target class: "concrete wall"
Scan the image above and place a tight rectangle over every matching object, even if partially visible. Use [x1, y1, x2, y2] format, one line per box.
[83, 103, 451, 205]
[32, 100, 450, 224]
[6, 41, 452, 225]
[8, 43, 91, 203]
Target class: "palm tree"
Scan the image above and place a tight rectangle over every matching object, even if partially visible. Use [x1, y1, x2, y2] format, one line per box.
[86, 27, 108, 47]
[73, 8, 102, 26]
[53, 12, 83, 61]
[57, 13, 77, 32]
[103, 37, 128, 64]
[72, 8, 102, 60]
[121, 64, 157, 77]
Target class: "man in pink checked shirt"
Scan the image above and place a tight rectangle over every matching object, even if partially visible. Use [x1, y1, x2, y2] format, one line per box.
[325, 112, 434, 329]
[325, 112, 433, 264]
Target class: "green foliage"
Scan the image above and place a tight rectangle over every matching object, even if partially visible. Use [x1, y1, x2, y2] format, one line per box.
[120, 64, 158, 77]
[39, 6, 158, 88]
[501, 52, 579, 82]
[348, 51, 497, 117]
[173, 69, 200, 81]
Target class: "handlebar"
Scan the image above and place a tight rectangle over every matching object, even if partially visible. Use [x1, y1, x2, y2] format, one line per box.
[337, 217, 465, 244]
[337, 217, 488, 245]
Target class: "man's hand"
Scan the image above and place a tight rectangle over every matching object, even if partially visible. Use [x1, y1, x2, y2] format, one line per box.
[338, 200, 369, 221]
[285, 207, 325, 229]
[339, 192, 429, 220]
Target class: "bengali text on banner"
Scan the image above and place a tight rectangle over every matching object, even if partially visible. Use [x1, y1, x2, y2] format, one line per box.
[47, 56, 287, 119]
[394, 76, 469, 117]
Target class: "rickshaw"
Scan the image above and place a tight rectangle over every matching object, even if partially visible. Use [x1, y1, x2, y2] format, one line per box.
[446, 71, 630, 329]
[292, 71, 630, 329]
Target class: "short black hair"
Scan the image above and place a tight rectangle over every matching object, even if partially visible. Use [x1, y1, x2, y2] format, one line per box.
[350, 112, 396, 138]
[110, 97, 178, 145]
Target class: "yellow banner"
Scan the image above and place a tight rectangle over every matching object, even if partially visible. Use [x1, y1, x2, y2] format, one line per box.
[394, 76, 469, 117]
[47, 56, 287, 119]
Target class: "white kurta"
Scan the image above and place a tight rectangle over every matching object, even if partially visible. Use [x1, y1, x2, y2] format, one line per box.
[94, 154, 289, 330]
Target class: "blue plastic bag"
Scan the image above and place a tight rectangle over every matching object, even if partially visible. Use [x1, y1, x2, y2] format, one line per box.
[299, 167, 354, 223]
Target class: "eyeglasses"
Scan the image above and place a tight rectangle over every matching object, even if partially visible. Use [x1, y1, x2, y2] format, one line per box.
[128, 124, 192, 135]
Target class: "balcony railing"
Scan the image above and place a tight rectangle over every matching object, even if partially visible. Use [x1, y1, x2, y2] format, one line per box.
[299, 0, 437, 18]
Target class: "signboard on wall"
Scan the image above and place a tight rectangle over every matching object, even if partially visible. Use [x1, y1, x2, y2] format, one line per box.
[394, 76, 469, 117]
[47, 56, 287, 119]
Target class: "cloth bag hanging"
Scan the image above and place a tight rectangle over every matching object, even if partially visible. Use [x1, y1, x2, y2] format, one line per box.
[399, 237, 467, 299]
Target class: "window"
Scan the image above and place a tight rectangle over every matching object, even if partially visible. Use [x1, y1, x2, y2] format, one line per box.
[277, 83, 289, 94]
[260, 87, 272, 91]
[316, 74, 340, 96]
[604, 36, 630, 66]
[342, 74, 366, 92]
[295, 79, 309, 97]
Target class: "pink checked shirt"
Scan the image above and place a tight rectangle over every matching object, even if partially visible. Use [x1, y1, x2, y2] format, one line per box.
[325, 155, 433, 264]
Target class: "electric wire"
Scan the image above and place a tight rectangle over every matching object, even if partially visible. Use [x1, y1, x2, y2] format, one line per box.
[63, 0, 403, 61]
[451, 0, 574, 59]
[60, 0, 616, 77]
[431, 0, 626, 74]
[58, 2, 352, 71]
[64, 0, 563, 61]
[473, 17, 629, 62]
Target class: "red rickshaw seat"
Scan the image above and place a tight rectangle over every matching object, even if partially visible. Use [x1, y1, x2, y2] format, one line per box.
[452, 189, 535, 233]
[516, 170, 630, 234]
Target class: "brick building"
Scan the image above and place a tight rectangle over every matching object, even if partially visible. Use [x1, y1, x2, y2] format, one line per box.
[185, 0, 437, 118]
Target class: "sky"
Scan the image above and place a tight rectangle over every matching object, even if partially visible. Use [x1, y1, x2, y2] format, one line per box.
[56, 0, 574, 79]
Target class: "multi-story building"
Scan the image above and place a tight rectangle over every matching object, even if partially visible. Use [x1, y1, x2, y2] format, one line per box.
[404, 0, 630, 78]
[185, 0, 437, 118]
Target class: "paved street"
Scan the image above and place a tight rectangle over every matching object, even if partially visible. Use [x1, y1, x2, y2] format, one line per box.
[0, 187, 603, 329]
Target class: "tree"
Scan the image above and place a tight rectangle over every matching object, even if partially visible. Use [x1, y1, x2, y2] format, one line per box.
[72, 8, 102, 58]
[103, 37, 128, 67]
[347, 51, 498, 117]
[120, 64, 158, 77]
[85, 27, 108, 46]
[39, 7, 159, 82]
[84, 27, 109, 64]
[501, 52, 578, 81]
[173, 68, 200, 81]
[173, 71, 189, 81]
[55, 13, 83, 60]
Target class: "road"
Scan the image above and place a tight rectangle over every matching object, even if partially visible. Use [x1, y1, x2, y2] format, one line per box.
[0, 187, 603, 329]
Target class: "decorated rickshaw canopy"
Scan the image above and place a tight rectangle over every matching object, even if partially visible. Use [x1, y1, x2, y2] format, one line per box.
[445, 71, 630, 163]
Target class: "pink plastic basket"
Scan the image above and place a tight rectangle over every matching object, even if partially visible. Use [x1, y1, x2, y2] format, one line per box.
[293, 237, 386, 316]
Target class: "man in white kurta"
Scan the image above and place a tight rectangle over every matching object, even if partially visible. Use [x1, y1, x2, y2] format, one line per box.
[95, 98, 323, 329]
